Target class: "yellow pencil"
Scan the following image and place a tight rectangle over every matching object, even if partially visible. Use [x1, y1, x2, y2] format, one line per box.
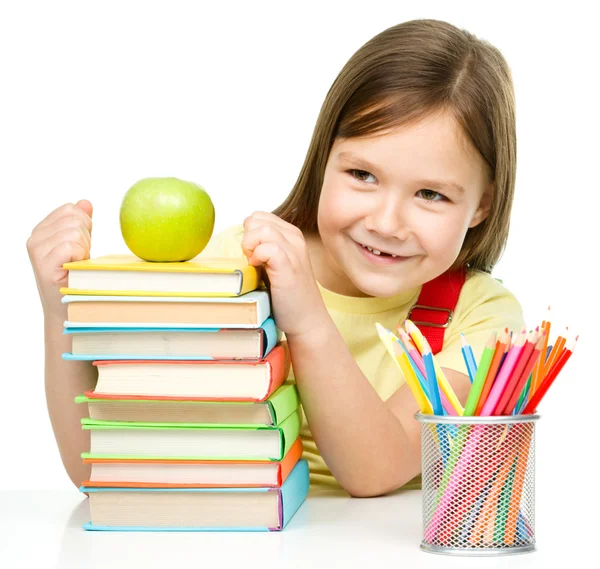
[404, 319, 464, 416]
[375, 323, 433, 414]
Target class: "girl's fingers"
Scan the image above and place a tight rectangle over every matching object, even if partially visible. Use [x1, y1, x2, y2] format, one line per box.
[241, 223, 288, 259]
[43, 240, 88, 286]
[35, 202, 93, 234]
[35, 226, 91, 266]
[30, 219, 91, 261]
[247, 242, 293, 273]
[244, 211, 305, 244]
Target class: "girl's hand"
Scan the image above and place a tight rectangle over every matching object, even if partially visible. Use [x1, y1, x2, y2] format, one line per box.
[242, 211, 328, 338]
[26, 200, 93, 320]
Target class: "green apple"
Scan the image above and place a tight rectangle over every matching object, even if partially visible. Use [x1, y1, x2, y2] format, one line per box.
[120, 177, 215, 262]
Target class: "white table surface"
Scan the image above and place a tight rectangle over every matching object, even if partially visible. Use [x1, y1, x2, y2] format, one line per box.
[0, 485, 590, 569]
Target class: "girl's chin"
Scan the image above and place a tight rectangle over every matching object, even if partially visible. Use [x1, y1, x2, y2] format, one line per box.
[350, 277, 419, 298]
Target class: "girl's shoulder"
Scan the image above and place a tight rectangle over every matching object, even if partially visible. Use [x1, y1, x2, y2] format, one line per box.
[458, 268, 524, 321]
[199, 224, 245, 259]
[463, 268, 520, 302]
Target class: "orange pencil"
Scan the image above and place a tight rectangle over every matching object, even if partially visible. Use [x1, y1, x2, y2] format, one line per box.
[504, 427, 534, 545]
[470, 442, 519, 545]
[542, 328, 566, 381]
[531, 311, 551, 393]
[475, 328, 509, 416]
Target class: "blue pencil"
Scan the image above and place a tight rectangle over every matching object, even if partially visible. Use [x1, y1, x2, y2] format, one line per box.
[421, 341, 443, 415]
[460, 333, 478, 383]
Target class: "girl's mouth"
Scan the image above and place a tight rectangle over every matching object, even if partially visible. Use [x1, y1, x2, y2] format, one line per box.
[355, 241, 410, 265]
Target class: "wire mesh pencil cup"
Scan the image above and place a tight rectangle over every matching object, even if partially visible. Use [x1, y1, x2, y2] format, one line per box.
[416, 413, 539, 556]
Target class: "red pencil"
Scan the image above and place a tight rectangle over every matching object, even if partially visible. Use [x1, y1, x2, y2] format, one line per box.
[522, 336, 577, 414]
[501, 330, 546, 415]
[493, 329, 538, 415]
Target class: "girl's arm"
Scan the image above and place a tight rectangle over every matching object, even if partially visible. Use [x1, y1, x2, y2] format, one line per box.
[288, 319, 470, 497]
[27, 201, 96, 489]
[44, 312, 97, 488]
[242, 211, 471, 497]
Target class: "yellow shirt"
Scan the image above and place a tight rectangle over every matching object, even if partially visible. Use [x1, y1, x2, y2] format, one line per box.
[201, 225, 525, 488]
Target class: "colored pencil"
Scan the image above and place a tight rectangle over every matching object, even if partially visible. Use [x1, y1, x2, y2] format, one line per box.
[391, 330, 430, 398]
[493, 458, 517, 544]
[405, 319, 464, 415]
[460, 333, 478, 383]
[421, 338, 444, 415]
[531, 311, 551, 393]
[439, 424, 505, 543]
[396, 327, 455, 416]
[475, 329, 510, 415]
[481, 327, 527, 416]
[470, 441, 519, 545]
[375, 323, 433, 414]
[503, 331, 546, 415]
[522, 336, 577, 414]
[516, 343, 553, 413]
[464, 332, 496, 416]
[397, 327, 424, 372]
[542, 328, 567, 380]
[504, 427, 534, 545]
[493, 330, 538, 416]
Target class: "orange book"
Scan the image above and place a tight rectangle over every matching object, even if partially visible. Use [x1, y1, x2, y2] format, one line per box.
[81, 437, 303, 488]
[84, 343, 290, 402]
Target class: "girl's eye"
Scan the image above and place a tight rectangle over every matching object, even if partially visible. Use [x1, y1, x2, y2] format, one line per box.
[348, 169, 377, 184]
[417, 189, 447, 202]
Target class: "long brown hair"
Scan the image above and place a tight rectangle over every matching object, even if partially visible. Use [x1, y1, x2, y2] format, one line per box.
[272, 19, 516, 273]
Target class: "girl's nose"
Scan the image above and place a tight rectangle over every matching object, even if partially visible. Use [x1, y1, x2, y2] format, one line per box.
[364, 194, 410, 240]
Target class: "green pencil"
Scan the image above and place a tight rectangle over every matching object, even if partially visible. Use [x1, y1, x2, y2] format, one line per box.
[464, 332, 497, 416]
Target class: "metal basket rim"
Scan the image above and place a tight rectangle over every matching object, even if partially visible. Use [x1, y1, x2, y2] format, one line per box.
[415, 412, 540, 425]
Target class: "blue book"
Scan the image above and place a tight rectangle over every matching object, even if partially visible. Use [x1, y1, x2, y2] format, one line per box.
[80, 459, 309, 532]
[62, 318, 279, 361]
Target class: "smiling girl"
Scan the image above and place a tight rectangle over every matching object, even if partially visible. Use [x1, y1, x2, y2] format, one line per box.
[27, 19, 524, 496]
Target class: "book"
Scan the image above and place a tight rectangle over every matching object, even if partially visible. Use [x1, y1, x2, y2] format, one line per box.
[80, 459, 309, 531]
[81, 407, 302, 461]
[81, 437, 303, 488]
[62, 290, 271, 328]
[62, 318, 279, 361]
[77, 381, 298, 422]
[60, 254, 262, 297]
[82, 344, 290, 402]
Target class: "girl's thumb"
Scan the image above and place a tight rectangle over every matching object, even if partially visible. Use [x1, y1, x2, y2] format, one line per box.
[76, 199, 93, 218]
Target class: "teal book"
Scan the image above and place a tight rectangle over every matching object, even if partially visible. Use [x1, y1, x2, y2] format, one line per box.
[80, 459, 309, 532]
[62, 318, 279, 361]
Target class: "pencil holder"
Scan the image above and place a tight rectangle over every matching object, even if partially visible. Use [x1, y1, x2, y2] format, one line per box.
[416, 413, 539, 556]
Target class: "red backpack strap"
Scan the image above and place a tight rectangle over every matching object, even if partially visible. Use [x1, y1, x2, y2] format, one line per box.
[407, 268, 467, 355]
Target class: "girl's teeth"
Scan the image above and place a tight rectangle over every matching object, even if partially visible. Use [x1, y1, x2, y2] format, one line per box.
[363, 244, 398, 258]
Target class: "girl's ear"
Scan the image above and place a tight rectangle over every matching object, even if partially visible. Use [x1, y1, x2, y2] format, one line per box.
[469, 181, 494, 228]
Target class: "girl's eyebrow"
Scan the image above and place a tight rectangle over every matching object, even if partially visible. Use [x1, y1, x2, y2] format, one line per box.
[337, 151, 466, 194]
[336, 151, 378, 173]
[415, 179, 466, 194]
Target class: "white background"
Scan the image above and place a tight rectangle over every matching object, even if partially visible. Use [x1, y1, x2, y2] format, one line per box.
[1, 0, 598, 505]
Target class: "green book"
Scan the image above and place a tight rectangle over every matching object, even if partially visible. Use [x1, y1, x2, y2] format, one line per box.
[81, 406, 302, 462]
[75, 382, 299, 427]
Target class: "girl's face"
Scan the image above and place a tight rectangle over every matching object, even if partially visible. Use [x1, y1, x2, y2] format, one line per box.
[315, 110, 493, 297]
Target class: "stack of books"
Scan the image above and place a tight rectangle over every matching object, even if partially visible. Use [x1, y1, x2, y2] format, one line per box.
[60, 254, 309, 531]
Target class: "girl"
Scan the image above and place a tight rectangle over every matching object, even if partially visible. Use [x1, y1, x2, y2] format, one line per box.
[27, 19, 524, 497]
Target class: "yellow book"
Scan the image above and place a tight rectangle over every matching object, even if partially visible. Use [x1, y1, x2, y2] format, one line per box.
[60, 255, 262, 297]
